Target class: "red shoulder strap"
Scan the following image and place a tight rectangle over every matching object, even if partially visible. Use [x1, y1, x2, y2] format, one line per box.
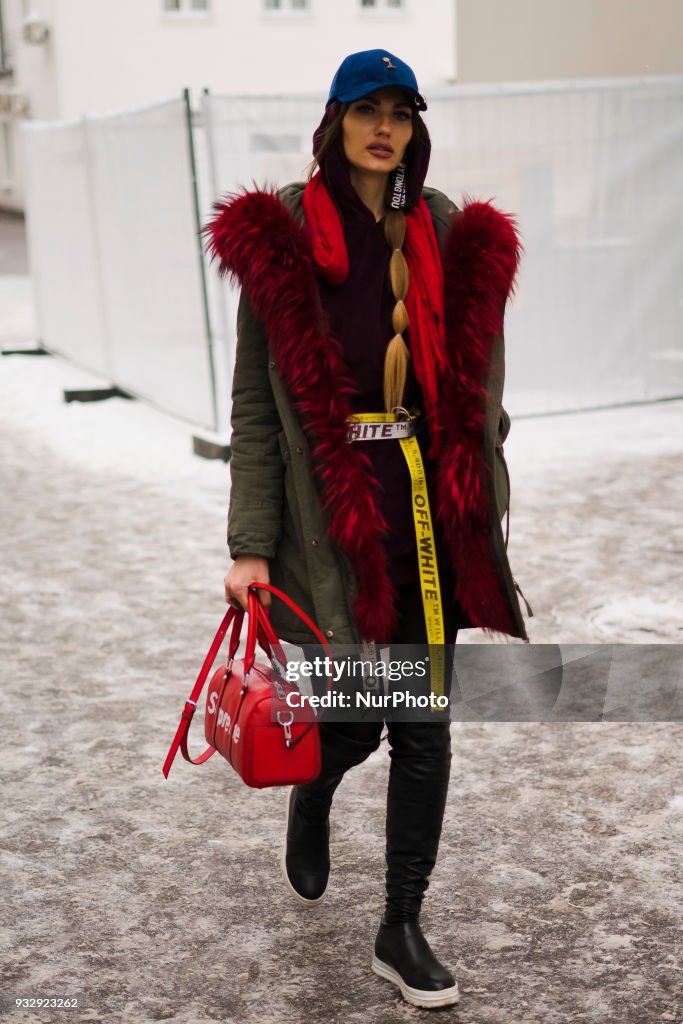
[162, 583, 332, 777]
[162, 606, 243, 778]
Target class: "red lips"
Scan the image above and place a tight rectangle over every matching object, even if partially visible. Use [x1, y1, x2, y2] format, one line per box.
[367, 144, 394, 156]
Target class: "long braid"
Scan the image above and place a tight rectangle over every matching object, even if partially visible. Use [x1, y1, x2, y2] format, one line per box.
[383, 208, 410, 412]
[306, 99, 427, 412]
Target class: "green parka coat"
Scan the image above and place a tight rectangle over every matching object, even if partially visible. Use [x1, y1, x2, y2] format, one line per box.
[205, 182, 530, 646]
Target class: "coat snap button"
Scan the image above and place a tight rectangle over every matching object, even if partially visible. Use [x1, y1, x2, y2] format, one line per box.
[296, 446, 303, 455]
[268, 360, 276, 369]
[326, 629, 334, 638]
[311, 538, 319, 547]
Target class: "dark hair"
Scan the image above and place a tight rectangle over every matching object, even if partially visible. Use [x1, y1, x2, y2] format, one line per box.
[305, 96, 427, 411]
[305, 101, 348, 180]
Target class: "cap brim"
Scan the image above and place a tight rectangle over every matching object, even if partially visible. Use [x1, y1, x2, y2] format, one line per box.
[330, 85, 427, 111]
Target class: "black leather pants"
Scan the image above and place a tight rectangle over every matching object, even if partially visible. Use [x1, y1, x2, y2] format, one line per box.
[302, 578, 457, 922]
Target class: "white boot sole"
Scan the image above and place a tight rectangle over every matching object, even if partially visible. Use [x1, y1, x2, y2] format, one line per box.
[371, 955, 460, 1008]
[280, 787, 328, 907]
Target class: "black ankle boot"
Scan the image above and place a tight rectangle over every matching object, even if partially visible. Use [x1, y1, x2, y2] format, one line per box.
[373, 916, 459, 1008]
[371, 720, 458, 1007]
[281, 722, 382, 906]
[281, 786, 331, 905]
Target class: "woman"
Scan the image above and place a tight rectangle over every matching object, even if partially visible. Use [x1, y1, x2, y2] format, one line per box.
[204, 49, 528, 1010]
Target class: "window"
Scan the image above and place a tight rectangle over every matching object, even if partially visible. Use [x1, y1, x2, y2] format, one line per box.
[0, 0, 7, 72]
[163, 0, 209, 12]
[1, 122, 14, 184]
[263, 0, 310, 11]
[250, 132, 302, 152]
[360, 0, 404, 8]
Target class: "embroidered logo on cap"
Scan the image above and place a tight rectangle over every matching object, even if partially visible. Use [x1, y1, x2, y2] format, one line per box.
[382, 56, 397, 70]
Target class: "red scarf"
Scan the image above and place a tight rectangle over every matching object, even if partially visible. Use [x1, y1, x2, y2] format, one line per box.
[302, 172, 447, 455]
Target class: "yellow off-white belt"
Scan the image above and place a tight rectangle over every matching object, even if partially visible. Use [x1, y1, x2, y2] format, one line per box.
[346, 408, 446, 703]
[345, 417, 424, 443]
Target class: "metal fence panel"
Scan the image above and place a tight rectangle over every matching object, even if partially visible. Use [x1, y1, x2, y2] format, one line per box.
[22, 98, 216, 430]
[203, 78, 683, 417]
[21, 119, 109, 375]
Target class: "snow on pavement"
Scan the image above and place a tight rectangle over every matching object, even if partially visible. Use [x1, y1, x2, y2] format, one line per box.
[3, 331, 683, 645]
[1, 280, 682, 1024]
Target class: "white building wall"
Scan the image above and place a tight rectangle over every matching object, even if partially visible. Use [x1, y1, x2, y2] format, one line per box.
[3, 0, 455, 210]
[2, 0, 60, 119]
[1, 0, 60, 208]
[52, 0, 456, 118]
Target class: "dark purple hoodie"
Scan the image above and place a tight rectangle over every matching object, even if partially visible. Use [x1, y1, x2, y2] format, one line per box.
[311, 105, 445, 588]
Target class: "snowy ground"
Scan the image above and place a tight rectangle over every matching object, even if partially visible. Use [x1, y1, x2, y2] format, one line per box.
[1, 271, 681, 1023]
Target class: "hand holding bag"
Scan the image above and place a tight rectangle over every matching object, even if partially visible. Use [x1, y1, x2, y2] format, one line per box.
[162, 583, 332, 788]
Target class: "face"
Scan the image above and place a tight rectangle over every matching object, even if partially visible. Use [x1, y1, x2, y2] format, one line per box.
[341, 86, 414, 176]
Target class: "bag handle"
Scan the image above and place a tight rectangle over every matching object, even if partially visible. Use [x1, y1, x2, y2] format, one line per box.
[162, 583, 333, 777]
[248, 590, 290, 674]
[248, 585, 334, 750]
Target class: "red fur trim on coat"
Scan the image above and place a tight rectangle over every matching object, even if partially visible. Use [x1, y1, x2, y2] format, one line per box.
[203, 188, 523, 639]
[203, 187, 398, 642]
[436, 199, 522, 634]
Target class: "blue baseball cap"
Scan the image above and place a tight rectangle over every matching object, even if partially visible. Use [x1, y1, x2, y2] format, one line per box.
[327, 49, 427, 111]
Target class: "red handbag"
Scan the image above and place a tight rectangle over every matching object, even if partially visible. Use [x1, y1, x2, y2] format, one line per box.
[162, 583, 331, 788]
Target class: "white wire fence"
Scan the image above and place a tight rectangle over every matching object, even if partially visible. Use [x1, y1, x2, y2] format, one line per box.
[21, 96, 217, 430]
[20, 76, 683, 436]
